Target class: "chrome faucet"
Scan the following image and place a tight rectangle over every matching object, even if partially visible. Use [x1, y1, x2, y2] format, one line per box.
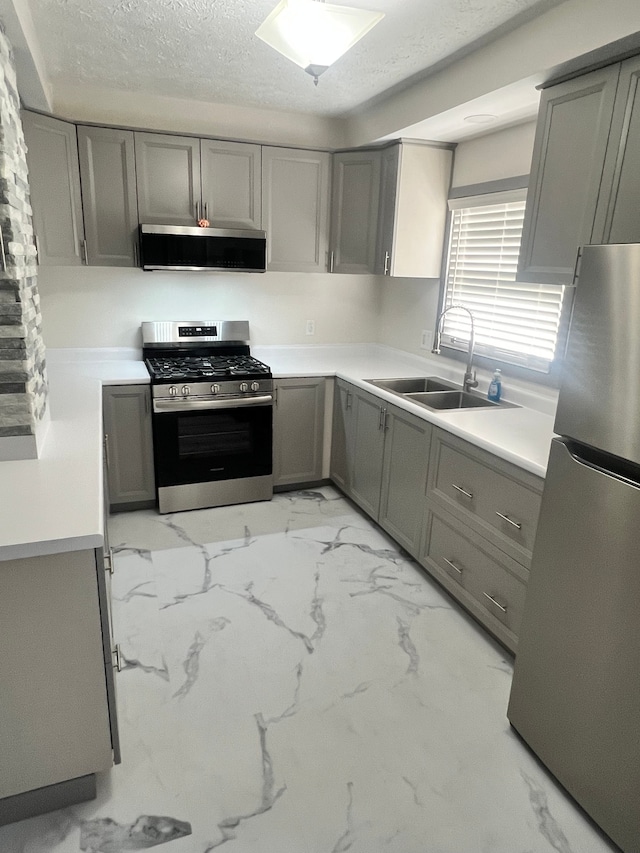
[432, 304, 479, 393]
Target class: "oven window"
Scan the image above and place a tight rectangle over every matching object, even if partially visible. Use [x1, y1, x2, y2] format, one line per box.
[152, 404, 272, 487]
[178, 413, 252, 459]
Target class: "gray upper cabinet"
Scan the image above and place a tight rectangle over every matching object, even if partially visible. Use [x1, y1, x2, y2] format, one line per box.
[103, 385, 155, 510]
[201, 139, 261, 229]
[594, 54, 640, 245]
[134, 132, 201, 226]
[262, 146, 330, 272]
[517, 65, 620, 284]
[22, 110, 85, 266]
[77, 126, 139, 267]
[273, 378, 325, 487]
[330, 149, 381, 274]
[375, 142, 453, 278]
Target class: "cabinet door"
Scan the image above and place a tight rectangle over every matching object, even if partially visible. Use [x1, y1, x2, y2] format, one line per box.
[134, 132, 200, 225]
[350, 388, 385, 518]
[330, 150, 381, 274]
[201, 139, 261, 229]
[330, 380, 354, 494]
[21, 110, 85, 266]
[262, 147, 330, 272]
[77, 126, 139, 267]
[103, 385, 156, 509]
[0, 550, 112, 799]
[379, 406, 431, 558]
[594, 55, 640, 245]
[273, 378, 325, 487]
[375, 145, 400, 275]
[517, 65, 620, 284]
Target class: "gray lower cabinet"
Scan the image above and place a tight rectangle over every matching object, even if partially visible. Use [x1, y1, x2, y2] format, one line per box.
[0, 549, 116, 818]
[330, 149, 381, 274]
[273, 378, 325, 487]
[77, 125, 139, 267]
[330, 381, 431, 559]
[22, 110, 85, 267]
[329, 379, 353, 493]
[419, 428, 544, 652]
[102, 385, 155, 510]
[134, 132, 201, 226]
[262, 147, 330, 272]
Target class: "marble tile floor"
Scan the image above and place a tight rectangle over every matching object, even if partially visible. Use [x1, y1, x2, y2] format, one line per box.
[0, 487, 619, 853]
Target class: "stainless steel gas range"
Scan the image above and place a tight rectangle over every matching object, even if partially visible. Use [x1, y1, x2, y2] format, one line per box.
[142, 320, 273, 513]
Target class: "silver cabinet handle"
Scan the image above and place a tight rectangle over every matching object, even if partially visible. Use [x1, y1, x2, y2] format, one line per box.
[133, 239, 139, 267]
[443, 557, 463, 575]
[384, 250, 390, 275]
[346, 390, 352, 410]
[34, 233, 41, 262]
[495, 511, 522, 530]
[103, 434, 110, 469]
[383, 409, 389, 431]
[483, 592, 507, 613]
[452, 483, 473, 499]
[196, 200, 201, 221]
[378, 407, 387, 431]
[0, 230, 5, 272]
[204, 201, 209, 221]
[81, 238, 88, 264]
[104, 547, 114, 575]
[329, 250, 335, 273]
[113, 644, 122, 671]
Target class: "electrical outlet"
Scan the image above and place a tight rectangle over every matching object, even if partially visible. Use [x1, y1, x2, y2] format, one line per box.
[306, 319, 315, 336]
[420, 329, 433, 350]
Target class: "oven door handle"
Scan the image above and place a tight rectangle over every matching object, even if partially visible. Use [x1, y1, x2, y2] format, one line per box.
[153, 394, 273, 413]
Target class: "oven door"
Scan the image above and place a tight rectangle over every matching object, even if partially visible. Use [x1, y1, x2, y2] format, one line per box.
[152, 397, 272, 488]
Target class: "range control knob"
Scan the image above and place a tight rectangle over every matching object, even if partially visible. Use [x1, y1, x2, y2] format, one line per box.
[211, 383, 220, 395]
[169, 386, 178, 397]
[181, 385, 191, 397]
[239, 382, 249, 393]
[251, 381, 260, 392]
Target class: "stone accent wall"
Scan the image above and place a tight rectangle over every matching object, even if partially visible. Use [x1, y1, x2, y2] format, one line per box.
[0, 24, 47, 445]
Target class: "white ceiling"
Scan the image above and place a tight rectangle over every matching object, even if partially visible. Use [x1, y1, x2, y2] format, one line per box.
[24, 0, 565, 119]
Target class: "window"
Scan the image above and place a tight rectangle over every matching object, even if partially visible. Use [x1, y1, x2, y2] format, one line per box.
[441, 188, 565, 373]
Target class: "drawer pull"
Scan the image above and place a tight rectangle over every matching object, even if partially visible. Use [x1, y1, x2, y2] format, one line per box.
[483, 592, 507, 614]
[495, 511, 522, 530]
[443, 557, 463, 575]
[113, 644, 122, 672]
[452, 483, 473, 500]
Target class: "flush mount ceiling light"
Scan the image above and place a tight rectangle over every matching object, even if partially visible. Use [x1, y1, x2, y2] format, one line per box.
[255, 0, 384, 86]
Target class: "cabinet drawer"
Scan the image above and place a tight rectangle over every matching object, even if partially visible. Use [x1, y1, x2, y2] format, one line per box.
[428, 429, 543, 566]
[422, 505, 527, 652]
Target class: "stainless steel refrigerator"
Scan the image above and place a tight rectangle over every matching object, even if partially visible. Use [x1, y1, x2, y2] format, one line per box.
[508, 243, 640, 853]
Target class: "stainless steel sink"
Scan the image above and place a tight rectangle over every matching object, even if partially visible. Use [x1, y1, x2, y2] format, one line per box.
[406, 390, 499, 410]
[368, 376, 458, 394]
[366, 376, 518, 412]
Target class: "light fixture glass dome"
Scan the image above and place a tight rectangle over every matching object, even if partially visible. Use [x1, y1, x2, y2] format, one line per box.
[256, 0, 384, 84]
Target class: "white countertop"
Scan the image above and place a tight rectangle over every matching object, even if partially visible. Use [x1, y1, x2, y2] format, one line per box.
[1, 344, 556, 560]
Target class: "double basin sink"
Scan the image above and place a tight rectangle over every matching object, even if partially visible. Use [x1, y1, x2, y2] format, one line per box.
[367, 376, 517, 412]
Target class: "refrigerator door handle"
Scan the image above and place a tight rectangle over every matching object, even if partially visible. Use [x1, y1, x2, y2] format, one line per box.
[565, 440, 640, 490]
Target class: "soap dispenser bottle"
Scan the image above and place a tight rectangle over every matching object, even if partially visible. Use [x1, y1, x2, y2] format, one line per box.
[488, 369, 502, 402]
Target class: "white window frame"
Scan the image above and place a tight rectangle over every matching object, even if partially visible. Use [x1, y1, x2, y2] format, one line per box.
[440, 185, 566, 375]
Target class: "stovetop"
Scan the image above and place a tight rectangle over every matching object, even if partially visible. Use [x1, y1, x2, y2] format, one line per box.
[146, 354, 271, 383]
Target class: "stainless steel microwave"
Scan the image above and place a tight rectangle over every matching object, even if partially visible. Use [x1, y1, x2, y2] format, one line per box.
[139, 224, 267, 272]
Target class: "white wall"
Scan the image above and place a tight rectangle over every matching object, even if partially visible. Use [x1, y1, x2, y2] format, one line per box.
[37, 267, 381, 350]
[377, 277, 442, 358]
[451, 121, 536, 187]
[346, 0, 640, 146]
[51, 83, 347, 150]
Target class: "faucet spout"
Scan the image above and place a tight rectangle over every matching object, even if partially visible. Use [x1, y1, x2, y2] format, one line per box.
[432, 304, 479, 393]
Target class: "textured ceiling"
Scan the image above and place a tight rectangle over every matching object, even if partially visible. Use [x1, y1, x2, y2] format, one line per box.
[27, 0, 565, 117]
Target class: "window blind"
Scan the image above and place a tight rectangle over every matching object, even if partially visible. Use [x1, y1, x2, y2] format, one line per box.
[442, 191, 565, 373]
